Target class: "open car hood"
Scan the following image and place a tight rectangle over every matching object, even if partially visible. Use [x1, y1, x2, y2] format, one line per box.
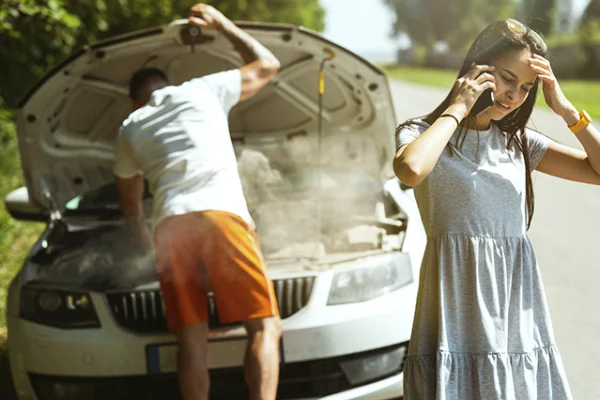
[16, 20, 398, 211]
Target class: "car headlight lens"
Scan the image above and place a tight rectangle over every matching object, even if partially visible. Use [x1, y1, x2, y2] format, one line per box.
[328, 253, 413, 305]
[339, 343, 408, 386]
[20, 286, 100, 328]
[29, 375, 97, 400]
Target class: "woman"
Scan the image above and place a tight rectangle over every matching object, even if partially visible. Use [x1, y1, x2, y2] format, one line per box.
[394, 19, 600, 399]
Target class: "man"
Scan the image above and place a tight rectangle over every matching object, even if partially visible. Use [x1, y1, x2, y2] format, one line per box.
[112, 4, 282, 400]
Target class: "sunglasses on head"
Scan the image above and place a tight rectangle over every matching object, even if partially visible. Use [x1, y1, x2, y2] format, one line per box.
[505, 19, 545, 50]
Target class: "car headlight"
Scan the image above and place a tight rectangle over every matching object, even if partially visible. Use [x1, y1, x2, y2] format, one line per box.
[29, 375, 97, 400]
[339, 343, 408, 386]
[328, 253, 413, 305]
[20, 286, 100, 328]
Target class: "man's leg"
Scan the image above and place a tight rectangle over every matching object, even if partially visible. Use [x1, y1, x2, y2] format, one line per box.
[243, 316, 282, 400]
[200, 211, 281, 399]
[154, 215, 212, 400]
[176, 323, 210, 400]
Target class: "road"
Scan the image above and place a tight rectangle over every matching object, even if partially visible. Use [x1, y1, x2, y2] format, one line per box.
[389, 79, 600, 400]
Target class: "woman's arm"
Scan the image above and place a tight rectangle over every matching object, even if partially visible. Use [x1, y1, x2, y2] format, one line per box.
[529, 55, 600, 185]
[393, 108, 463, 187]
[536, 126, 600, 185]
[394, 65, 496, 186]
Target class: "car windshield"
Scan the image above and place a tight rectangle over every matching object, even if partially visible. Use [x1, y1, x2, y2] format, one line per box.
[65, 182, 151, 212]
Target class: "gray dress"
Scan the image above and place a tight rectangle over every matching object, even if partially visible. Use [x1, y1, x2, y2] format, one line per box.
[396, 121, 573, 400]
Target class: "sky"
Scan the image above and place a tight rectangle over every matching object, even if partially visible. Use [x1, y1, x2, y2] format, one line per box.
[319, 0, 591, 62]
[320, 0, 403, 62]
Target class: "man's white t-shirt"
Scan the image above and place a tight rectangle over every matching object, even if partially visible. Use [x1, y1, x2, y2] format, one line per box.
[113, 69, 252, 230]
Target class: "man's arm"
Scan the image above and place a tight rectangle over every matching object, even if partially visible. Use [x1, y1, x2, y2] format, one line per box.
[188, 4, 280, 101]
[116, 174, 145, 220]
[115, 174, 152, 248]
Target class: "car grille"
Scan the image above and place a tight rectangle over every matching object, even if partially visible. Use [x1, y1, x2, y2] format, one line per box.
[106, 276, 316, 333]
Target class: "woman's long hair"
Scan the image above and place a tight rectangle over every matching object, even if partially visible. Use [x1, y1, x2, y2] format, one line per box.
[397, 20, 548, 229]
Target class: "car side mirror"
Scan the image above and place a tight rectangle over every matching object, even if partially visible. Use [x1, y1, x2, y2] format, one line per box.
[4, 186, 48, 222]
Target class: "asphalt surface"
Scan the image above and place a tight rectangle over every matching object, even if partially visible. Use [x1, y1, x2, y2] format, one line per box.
[390, 79, 600, 400]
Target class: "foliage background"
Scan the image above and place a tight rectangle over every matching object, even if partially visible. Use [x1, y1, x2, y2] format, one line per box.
[384, 0, 600, 78]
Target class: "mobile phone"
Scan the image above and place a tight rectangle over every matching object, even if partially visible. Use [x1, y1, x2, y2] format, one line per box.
[471, 88, 495, 117]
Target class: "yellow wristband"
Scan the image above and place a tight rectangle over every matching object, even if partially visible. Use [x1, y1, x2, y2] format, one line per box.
[568, 110, 592, 133]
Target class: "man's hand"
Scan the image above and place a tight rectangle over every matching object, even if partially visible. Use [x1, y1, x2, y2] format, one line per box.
[115, 174, 152, 253]
[188, 4, 280, 103]
[188, 3, 280, 102]
[126, 216, 154, 254]
[188, 3, 229, 32]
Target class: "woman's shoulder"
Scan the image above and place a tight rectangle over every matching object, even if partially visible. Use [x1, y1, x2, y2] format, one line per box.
[395, 117, 431, 149]
[396, 117, 430, 135]
[523, 126, 550, 139]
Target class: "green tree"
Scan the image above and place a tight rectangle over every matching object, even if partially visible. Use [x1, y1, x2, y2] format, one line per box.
[0, 0, 325, 108]
[382, 0, 514, 50]
[67, 0, 324, 51]
[445, 0, 514, 51]
[0, 0, 82, 108]
[582, 0, 600, 19]
[520, 0, 557, 36]
[578, 0, 600, 78]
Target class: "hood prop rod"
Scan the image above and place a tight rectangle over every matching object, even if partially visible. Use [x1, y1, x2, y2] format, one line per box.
[189, 25, 199, 53]
[312, 48, 335, 260]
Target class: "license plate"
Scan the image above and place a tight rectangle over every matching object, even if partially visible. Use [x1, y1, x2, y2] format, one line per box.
[147, 339, 250, 374]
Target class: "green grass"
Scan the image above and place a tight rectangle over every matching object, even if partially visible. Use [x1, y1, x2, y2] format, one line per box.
[0, 140, 45, 331]
[384, 65, 600, 120]
[0, 114, 44, 398]
[385, 65, 459, 90]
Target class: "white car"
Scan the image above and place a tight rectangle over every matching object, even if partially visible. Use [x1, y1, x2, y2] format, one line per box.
[4, 20, 426, 400]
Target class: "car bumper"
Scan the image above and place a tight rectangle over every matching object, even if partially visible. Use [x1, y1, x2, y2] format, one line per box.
[8, 267, 416, 399]
[320, 372, 403, 400]
[8, 315, 409, 400]
[21, 370, 402, 400]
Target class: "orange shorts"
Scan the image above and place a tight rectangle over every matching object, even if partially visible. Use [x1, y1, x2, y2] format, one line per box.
[153, 210, 279, 331]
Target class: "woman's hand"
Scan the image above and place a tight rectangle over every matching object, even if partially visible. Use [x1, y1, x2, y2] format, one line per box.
[529, 54, 577, 120]
[448, 64, 497, 119]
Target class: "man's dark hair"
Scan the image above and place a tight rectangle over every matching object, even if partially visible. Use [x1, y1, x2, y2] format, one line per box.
[128, 68, 168, 103]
